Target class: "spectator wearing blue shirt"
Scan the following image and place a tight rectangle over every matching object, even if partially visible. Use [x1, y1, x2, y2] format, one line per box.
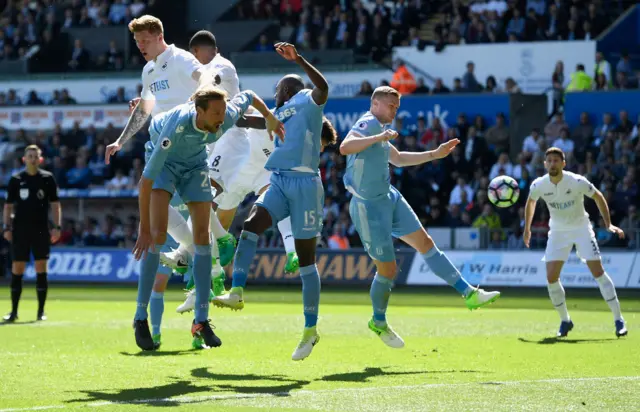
[66, 156, 92, 189]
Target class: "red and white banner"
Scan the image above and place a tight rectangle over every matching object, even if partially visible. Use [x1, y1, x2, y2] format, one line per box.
[0, 105, 130, 130]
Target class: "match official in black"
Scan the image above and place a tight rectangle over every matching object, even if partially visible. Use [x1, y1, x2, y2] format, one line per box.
[3, 145, 61, 322]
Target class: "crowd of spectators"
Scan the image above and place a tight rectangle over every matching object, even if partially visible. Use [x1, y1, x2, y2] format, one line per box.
[242, 0, 431, 62]
[0, 103, 638, 251]
[0, 0, 149, 71]
[438, 0, 613, 46]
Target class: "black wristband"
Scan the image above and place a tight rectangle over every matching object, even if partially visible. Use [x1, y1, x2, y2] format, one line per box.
[52, 225, 61, 230]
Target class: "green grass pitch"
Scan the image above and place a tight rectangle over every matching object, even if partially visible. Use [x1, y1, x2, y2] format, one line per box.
[0, 284, 638, 411]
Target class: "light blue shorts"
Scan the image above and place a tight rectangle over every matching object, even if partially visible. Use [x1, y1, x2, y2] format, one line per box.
[153, 165, 212, 204]
[255, 171, 324, 240]
[349, 186, 421, 262]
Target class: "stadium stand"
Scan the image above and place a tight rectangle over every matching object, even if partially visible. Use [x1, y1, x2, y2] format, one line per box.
[0, 0, 638, 261]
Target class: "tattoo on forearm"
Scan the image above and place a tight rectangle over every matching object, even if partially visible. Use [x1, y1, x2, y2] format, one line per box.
[120, 105, 150, 144]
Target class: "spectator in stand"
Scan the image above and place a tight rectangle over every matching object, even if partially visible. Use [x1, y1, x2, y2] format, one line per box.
[420, 117, 445, 147]
[552, 128, 575, 162]
[65, 156, 92, 189]
[107, 168, 130, 190]
[489, 152, 514, 180]
[68, 39, 90, 71]
[485, 112, 509, 154]
[594, 52, 612, 85]
[506, 8, 525, 39]
[617, 110, 633, 135]
[594, 72, 610, 91]
[25, 90, 44, 105]
[544, 112, 568, 142]
[462, 61, 482, 92]
[616, 52, 633, 81]
[504, 77, 521, 93]
[512, 153, 532, 180]
[414, 78, 430, 94]
[390, 60, 416, 95]
[484, 75, 499, 93]
[566, 64, 593, 92]
[109, 87, 127, 104]
[256, 34, 270, 52]
[522, 127, 542, 159]
[328, 223, 349, 250]
[449, 177, 474, 206]
[431, 78, 450, 94]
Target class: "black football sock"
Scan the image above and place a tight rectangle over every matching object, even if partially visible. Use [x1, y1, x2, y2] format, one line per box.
[10, 273, 23, 315]
[36, 272, 48, 315]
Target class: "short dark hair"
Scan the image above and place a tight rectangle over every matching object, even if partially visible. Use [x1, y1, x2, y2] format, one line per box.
[189, 30, 216, 49]
[545, 147, 565, 161]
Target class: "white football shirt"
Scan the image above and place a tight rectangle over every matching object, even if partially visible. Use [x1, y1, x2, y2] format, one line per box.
[529, 171, 596, 230]
[140, 44, 203, 116]
[205, 53, 240, 98]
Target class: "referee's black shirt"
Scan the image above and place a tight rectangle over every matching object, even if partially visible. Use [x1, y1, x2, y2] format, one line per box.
[6, 170, 59, 229]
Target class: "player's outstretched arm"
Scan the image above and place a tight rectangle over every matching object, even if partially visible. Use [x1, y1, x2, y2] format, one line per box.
[340, 130, 397, 155]
[275, 42, 328, 105]
[389, 139, 460, 167]
[105, 98, 155, 164]
[246, 90, 284, 141]
[523, 197, 537, 248]
[236, 115, 266, 129]
[592, 189, 625, 239]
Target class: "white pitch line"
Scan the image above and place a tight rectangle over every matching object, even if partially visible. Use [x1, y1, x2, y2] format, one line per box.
[1, 375, 639, 412]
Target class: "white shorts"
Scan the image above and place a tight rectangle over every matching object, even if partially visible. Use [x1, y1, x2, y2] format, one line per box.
[543, 225, 601, 262]
[217, 131, 272, 210]
[208, 127, 250, 191]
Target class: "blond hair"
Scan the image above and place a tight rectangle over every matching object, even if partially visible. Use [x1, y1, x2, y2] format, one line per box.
[371, 86, 401, 101]
[190, 85, 228, 111]
[128, 15, 163, 34]
[24, 144, 42, 157]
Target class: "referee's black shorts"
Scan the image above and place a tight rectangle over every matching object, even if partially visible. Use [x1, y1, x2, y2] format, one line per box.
[11, 228, 51, 262]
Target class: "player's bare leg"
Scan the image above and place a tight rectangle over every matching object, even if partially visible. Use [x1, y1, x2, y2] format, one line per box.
[586, 260, 627, 337]
[546, 261, 573, 338]
[401, 227, 500, 309]
[367, 259, 405, 349]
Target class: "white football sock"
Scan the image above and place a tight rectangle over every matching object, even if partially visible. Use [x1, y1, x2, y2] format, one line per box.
[176, 216, 195, 257]
[167, 206, 195, 255]
[210, 208, 228, 239]
[547, 281, 570, 322]
[596, 273, 623, 321]
[277, 217, 296, 254]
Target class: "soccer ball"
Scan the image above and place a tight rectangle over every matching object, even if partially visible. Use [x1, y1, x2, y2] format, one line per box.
[488, 176, 520, 208]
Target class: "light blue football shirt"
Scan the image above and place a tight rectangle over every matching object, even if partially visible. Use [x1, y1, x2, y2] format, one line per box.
[264, 89, 325, 174]
[343, 111, 391, 200]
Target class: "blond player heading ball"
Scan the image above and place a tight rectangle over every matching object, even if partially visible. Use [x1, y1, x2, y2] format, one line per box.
[524, 147, 627, 338]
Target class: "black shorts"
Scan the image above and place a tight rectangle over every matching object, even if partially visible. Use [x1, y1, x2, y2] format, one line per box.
[11, 227, 51, 262]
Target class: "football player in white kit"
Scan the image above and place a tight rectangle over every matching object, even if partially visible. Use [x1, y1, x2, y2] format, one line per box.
[103, 15, 219, 347]
[524, 147, 627, 338]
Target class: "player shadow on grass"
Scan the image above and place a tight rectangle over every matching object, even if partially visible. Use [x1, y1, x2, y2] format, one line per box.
[518, 337, 617, 345]
[0, 320, 38, 326]
[319, 367, 480, 383]
[66, 380, 215, 407]
[192, 367, 311, 397]
[119, 350, 198, 357]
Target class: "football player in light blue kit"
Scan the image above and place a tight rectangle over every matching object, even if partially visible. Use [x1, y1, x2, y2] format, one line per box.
[213, 42, 328, 361]
[340, 86, 501, 348]
[132, 84, 284, 351]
